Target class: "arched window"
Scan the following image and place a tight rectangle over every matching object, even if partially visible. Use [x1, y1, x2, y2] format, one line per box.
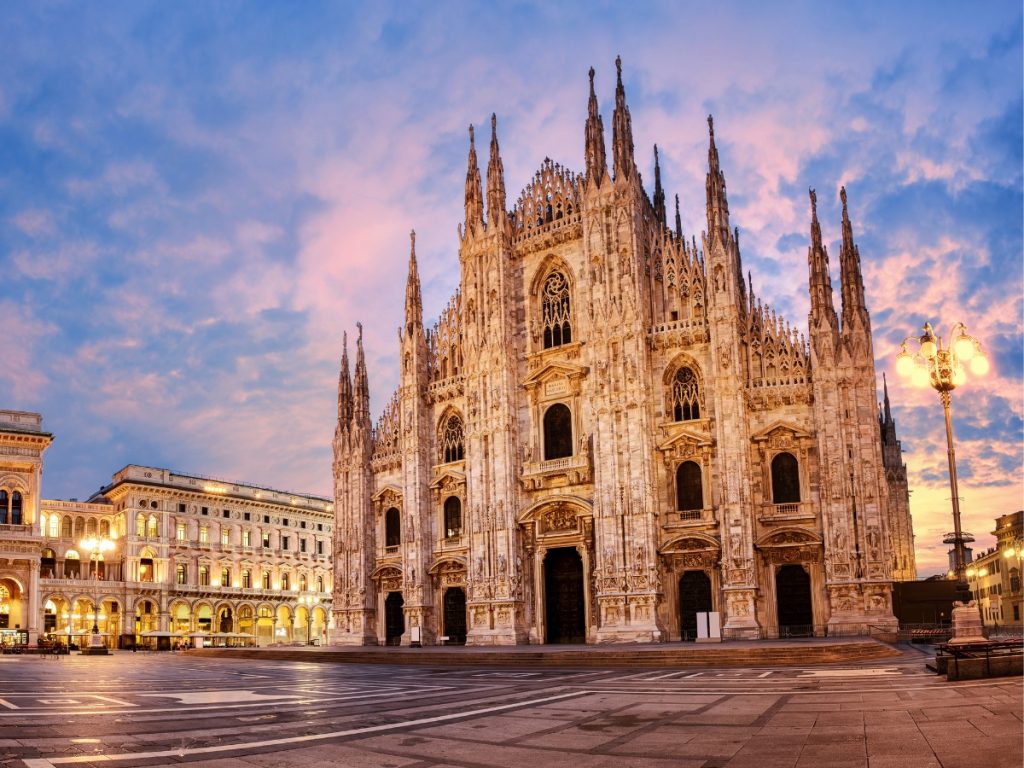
[100, 520, 110, 537]
[444, 497, 462, 538]
[85, 517, 97, 536]
[541, 271, 572, 349]
[62, 516, 72, 538]
[771, 452, 801, 504]
[317, 575, 324, 592]
[280, 571, 290, 590]
[198, 565, 209, 586]
[676, 462, 703, 511]
[671, 367, 701, 421]
[48, 514, 59, 538]
[0, 491, 6, 523]
[543, 403, 574, 460]
[176, 563, 187, 585]
[261, 570, 271, 590]
[136, 513, 146, 537]
[385, 508, 401, 548]
[299, 574, 308, 592]
[147, 516, 158, 538]
[440, 414, 465, 463]
[242, 569, 252, 589]
[10, 492, 21, 525]
[74, 517, 85, 540]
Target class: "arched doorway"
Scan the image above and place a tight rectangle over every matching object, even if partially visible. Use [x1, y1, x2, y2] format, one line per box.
[776, 564, 812, 636]
[544, 548, 584, 644]
[678, 571, 712, 641]
[384, 592, 404, 646]
[443, 588, 466, 645]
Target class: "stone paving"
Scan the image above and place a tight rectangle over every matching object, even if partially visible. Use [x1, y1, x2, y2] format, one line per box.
[0, 645, 1019, 767]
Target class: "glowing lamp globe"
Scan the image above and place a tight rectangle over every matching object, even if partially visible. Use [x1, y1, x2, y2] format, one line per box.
[954, 334, 976, 361]
[970, 355, 990, 376]
[911, 365, 930, 388]
[895, 351, 915, 377]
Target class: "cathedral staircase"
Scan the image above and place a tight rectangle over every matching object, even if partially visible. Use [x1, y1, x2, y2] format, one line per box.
[188, 638, 899, 668]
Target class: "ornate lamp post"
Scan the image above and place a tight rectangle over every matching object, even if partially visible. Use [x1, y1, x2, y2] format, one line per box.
[79, 535, 115, 653]
[299, 594, 319, 645]
[895, 322, 988, 603]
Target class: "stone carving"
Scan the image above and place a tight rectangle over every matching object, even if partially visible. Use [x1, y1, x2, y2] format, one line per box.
[544, 505, 577, 532]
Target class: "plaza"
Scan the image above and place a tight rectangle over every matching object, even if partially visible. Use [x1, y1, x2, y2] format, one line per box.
[1, 644, 1020, 767]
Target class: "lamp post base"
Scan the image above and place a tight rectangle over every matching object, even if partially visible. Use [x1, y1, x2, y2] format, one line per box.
[81, 632, 109, 655]
[948, 600, 987, 645]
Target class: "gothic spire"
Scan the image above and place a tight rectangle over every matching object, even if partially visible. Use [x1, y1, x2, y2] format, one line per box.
[611, 56, 636, 180]
[807, 188, 839, 339]
[653, 145, 666, 228]
[838, 186, 869, 330]
[464, 125, 484, 231]
[584, 66, 607, 183]
[882, 372, 893, 426]
[337, 331, 353, 425]
[353, 322, 370, 423]
[674, 194, 682, 239]
[404, 230, 423, 335]
[705, 115, 731, 247]
[486, 113, 506, 227]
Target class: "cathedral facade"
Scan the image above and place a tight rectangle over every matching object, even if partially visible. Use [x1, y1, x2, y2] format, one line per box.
[331, 60, 915, 646]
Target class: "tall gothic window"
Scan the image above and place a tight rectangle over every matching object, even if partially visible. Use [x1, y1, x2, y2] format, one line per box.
[671, 367, 701, 421]
[385, 507, 401, 547]
[0, 490, 8, 524]
[541, 271, 572, 349]
[543, 403, 573, 460]
[676, 461, 703, 511]
[444, 496, 462, 538]
[440, 414, 465, 463]
[771, 452, 801, 504]
[8, 491, 19, 524]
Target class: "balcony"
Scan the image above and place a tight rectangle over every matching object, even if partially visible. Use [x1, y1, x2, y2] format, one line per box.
[758, 502, 816, 523]
[665, 508, 717, 529]
[520, 451, 592, 491]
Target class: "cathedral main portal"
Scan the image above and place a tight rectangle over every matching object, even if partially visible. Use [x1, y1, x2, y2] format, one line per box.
[678, 571, 713, 641]
[544, 548, 585, 644]
[384, 592, 404, 646]
[442, 587, 466, 645]
[775, 564, 813, 636]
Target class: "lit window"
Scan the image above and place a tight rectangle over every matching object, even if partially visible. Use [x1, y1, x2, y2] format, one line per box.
[199, 526, 209, 544]
[262, 532, 271, 549]
[281, 572, 290, 590]
[242, 569, 251, 589]
[221, 527, 229, 546]
[221, 567, 230, 586]
[176, 563, 187, 585]
[198, 565, 209, 586]
[242, 530, 251, 547]
[49, 515, 59, 538]
[261, 571, 271, 590]
[176, 522, 186, 542]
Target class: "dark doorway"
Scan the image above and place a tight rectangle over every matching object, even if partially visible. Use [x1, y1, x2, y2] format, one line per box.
[443, 587, 467, 645]
[544, 547, 585, 644]
[384, 592, 405, 646]
[679, 570, 713, 641]
[776, 564, 812, 636]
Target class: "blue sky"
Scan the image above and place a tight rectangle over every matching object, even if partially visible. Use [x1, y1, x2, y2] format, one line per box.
[1, 1, 1021, 575]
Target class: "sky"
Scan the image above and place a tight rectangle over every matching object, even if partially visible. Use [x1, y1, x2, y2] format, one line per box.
[1, 1, 1021, 577]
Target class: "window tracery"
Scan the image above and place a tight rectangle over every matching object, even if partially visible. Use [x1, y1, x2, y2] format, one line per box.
[671, 367, 701, 421]
[440, 414, 465, 463]
[542, 271, 572, 349]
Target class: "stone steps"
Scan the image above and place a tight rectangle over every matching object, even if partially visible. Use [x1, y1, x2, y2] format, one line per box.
[189, 639, 899, 668]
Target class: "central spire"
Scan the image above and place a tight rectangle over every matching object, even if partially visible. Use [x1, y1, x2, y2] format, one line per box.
[584, 66, 607, 183]
[611, 56, 636, 180]
[807, 188, 839, 343]
[337, 331, 352, 426]
[653, 145, 666, 227]
[705, 115, 730, 247]
[404, 230, 423, 335]
[486, 113, 506, 228]
[464, 125, 484, 232]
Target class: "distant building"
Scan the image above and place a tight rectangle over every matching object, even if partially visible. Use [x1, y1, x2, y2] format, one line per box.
[1, 410, 334, 648]
[966, 510, 1023, 629]
[330, 60, 916, 647]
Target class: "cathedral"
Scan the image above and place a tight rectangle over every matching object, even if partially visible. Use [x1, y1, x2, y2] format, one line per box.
[330, 59, 915, 646]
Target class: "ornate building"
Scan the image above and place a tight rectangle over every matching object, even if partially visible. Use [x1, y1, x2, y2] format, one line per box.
[0, 410, 334, 648]
[331, 60, 916, 646]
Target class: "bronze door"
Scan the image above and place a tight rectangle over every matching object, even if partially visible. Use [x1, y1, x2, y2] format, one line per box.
[776, 564, 812, 636]
[384, 591, 405, 646]
[544, 548, 585, 644]
[443, 588, 466, 645]
[679, 570, 712, 641]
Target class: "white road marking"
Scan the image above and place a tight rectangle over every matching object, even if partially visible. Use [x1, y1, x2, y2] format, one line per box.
[758, 671, 773, 678]
[0, 699, 16, 709]
[20, 689, 586, 767]
[137, 689, 305, 705]
[798, 668, 901, 678]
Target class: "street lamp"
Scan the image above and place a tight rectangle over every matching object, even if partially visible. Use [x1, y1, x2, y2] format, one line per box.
[299, 594, 319, 645]
[895, 322, 989, 602]
[80, 535, 115, 650]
